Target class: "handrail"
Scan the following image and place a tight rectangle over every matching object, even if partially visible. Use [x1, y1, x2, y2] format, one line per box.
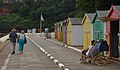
[0, 34, 9, 43]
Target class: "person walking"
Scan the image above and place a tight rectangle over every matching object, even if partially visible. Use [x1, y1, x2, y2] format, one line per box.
[9, 28, 18, 54]
[18, 30, 27, 54]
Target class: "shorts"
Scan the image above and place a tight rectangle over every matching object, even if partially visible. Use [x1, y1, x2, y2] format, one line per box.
[82, 50, 87, 56]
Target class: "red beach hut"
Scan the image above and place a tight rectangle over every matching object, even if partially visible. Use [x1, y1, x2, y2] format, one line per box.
[99, 5, 120, 59]
[55, 23, 58, 39]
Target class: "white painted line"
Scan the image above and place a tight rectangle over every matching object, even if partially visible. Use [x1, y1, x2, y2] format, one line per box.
[61, 44, 63, 46]
[65, 45, 68, 47]
[50, 56, 54, 60]
[68, 46, 71, 47]
[27, 36, 48, 54]
[64, 68, 70, 70]
[1, 54, 11, 70]
[58, 63, 64, 68]
[27, 36, 70, 70]
[8, 54, 11, 58]
[47, 54, 51, 57]
[1, 66, 7, 70]
[4, 58, 9, 65]
[39, 47, 46, 52]
[45, 52, 48, 55]
[68, 47, 82, 53]
[54, 59, 59, 63]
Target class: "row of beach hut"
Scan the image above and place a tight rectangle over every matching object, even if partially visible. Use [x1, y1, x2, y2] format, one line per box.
[54, 5, 120, 58]
[55, 18, 83, 46]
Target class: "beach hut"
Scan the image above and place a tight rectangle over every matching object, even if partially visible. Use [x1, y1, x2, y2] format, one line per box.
[62, 21, 64, 42]
[55, 23, 58, 39]
[99, 5, 120, 58]
[58, 21, 63, 41]
[63, 20, 68, 44]
[61, 21, 64, 42]
[57, 22, 60, 40]
[67, 18, 83, 46]
[92, 11, 108, 40]
[81, 13, 95, 49]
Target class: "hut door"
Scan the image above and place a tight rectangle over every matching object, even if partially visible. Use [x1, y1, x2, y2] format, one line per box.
[110, 21, 119, 58]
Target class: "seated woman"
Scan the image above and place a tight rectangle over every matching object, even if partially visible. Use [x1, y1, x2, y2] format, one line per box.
[80, 40, 96, 63]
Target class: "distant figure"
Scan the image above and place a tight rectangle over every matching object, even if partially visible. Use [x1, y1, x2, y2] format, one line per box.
[9, 28, 18, 54]
[18, 30, 27, 54]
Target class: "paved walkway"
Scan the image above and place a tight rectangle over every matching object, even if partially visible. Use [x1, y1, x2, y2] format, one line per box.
[1, 39, 61, 70]
[0, 41, 11, 69]
[29, 36, 120, 70]
[0, 36, 120, 70]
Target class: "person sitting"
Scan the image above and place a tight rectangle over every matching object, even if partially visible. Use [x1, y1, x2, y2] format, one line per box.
[80, 40, 96, 63]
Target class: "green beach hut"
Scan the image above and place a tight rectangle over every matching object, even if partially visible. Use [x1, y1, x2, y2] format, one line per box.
[92, 11, 108, 40]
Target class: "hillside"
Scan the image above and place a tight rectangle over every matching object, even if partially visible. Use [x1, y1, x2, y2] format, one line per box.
[0, 0, 120, 32]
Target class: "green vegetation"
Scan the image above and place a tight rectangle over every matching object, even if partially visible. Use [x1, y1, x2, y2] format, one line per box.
[0, 0, 120, 32]
[76, 0, 120, 17]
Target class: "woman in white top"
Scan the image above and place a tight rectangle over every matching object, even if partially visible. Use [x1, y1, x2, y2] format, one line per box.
[18, 30, 26, 54]
[80, 40, 95, 63]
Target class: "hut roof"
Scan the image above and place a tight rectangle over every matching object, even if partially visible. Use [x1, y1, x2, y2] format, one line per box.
[87, 13, 95, 21]
[114, 6, 120, 13]
[97, 11, 108, 17]
[69, 18, 82, 25]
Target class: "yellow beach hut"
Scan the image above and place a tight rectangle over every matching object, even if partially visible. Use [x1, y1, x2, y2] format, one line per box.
[81, 13, 95, 49]
[58, 21, 63, 41]
[67, 18, 83, 46]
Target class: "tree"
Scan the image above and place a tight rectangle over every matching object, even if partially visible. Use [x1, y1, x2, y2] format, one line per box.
[76, 0, 96, 17]
[95, 0, 120, 10]
[0, 0, 3, 7]
[0, 14, 34, 29]
[95, 0, 111, 10]
[18, 4, 30, 18]
[1, 0, 120, 32]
